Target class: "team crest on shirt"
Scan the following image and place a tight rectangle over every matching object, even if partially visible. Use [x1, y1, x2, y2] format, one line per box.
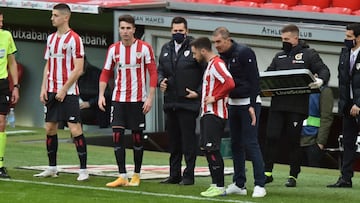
[184, 50, 190, 57]
[293, 53, 305, 64]
[295, 53, 303, 60]
[136, 52, 142, 59]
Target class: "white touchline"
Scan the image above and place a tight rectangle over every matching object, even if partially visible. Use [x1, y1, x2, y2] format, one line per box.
[0, 178, 256, 203]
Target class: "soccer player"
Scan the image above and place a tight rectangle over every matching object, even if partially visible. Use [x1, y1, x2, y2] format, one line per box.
[98, 14, 157, 187]
[34, 3, 89, 181]
[0, 10, 20, 178]
[190, 37, 235, 197]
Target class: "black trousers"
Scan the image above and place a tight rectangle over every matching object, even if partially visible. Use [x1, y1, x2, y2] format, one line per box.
[341, 115, 358, 181]
[264, 110, 307, 178]
[166, 109, 198, 180]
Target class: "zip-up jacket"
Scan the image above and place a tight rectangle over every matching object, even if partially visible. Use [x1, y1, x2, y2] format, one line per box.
[219, 41, 260, 107]
[267, 40, 330, 114]
[157, 37, 204, 112]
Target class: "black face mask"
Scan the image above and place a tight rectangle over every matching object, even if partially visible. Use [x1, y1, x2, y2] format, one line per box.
[344, 39, 355, 49]
[172, 33, 186, 44]
[282, 41, 292, 53]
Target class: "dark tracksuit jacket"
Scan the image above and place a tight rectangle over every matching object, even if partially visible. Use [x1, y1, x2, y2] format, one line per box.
[267, 40, 330, 115]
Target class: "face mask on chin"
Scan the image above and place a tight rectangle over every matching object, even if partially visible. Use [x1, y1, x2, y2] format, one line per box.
[282, 41, 292, 53]
[172, 33, 186, 44]
[344, 39, 356, 49]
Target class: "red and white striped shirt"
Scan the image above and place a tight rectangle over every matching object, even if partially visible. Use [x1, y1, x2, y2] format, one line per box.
[201, 56, 235, 119]
[101, 39, 157, 102]
[44, 30, 84, 95]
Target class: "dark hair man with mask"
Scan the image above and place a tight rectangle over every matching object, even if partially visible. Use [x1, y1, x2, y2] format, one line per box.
[158, 16, 204, 185]
[263, 24, 330, 187]
[327, 23, 360, 188]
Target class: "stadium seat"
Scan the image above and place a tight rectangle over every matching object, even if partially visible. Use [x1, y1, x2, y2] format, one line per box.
[259, 3, 289, 10]
[229, 1, 259, 7]
[239, 0, 266, 3]
[194, 0, 227, 4]
[291, 5, 321, 12]
[332, 0, 360, 11]
[352, 10, 360, 16]
[300, 0, 330, 9]
[322, 7, 352, 15]
[271, 0, 299, 7]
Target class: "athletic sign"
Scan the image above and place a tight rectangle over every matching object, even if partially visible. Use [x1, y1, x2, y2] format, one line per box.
[259, 69, 319, 97]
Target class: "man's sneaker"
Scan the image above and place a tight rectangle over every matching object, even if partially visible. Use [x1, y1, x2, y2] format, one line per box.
[200, 185, 225, 197]
[33, 167, 58, 178]
[252, 186, 266, 198]
[225, 183, 247, 195]
[77, 169, 89, 181]
[265, 175, 273, 184]
[0, 167, 10, 178]
[285, 176, 297, 187]
[106, 176, 129, 187]
[128, 173, 140, 186]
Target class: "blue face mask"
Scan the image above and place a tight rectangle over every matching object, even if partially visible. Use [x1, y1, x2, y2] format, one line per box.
[172, 33, 186, 44]
[344, 39, 355, 49]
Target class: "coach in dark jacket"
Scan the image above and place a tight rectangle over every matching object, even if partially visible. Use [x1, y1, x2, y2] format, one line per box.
[212, 27, 266, 197]
[328, 23, 360, 188]
[158, 17, 203, 185]
[264, 24, 330, 187]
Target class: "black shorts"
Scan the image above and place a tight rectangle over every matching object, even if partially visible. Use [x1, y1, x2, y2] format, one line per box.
[0, 79, 11, 115]
[45, 92, 81, 123]
[199, 114, 226, 151]
[111, 102, 145, 130]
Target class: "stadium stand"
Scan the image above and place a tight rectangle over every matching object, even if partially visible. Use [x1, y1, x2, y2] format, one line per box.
[239, 0, 266, 3]
[271, 0, 299, 7]
[331, 1, 360, 11]
[322, 7, 352, 15]
[259, 2, 289, 10]
[300, 0, 330, 9]
[291, 5, 322, 12]
[229, 1, 259, 7]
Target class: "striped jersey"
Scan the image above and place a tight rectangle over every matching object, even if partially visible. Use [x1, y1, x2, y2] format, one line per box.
[201, 56, 234, 119]
[44, 29, 84, 95]
[102, 39, 157, 102]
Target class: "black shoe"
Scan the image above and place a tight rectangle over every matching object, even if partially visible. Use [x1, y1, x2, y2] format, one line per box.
[265, 175, 273, 184]
[160, 176, 181, 184]
[179, 178, 194, 185]
[327, 177, 352, 188]
[0, 167, 10, 178]
[285, 177, 296, 187]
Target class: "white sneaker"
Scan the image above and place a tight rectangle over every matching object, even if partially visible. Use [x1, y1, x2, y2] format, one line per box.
[252, 185, 266, 198]
[33, 167, 58, 177]
[77, 169, 89, 181]
[225, 183, 247, 195]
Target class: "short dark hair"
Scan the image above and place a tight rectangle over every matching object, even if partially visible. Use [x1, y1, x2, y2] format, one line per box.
[190, 37, 212, 51]
[0, 11, 2, 15]
[118, 14, 135, 27]
[212, 27, 230, 39]
[171, 16, 187, 29]
[53, 3, 71, 13]
[281, 24, 299, 36]
[346, 23, 360, 38]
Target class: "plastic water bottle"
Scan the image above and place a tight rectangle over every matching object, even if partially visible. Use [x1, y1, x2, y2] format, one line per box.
[7, 108, 15, 128]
